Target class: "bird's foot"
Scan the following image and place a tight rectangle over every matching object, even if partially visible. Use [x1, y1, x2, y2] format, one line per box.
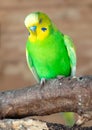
[40, 78, 46, 86]
[57, 75, 65, 80]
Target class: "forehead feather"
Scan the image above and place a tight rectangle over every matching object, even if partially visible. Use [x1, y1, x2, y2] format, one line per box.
[24, 13, 39, 27]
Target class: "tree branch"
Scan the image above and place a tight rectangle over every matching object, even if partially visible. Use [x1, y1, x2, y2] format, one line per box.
[0, 117, 92, 130]
[0, 76, 92, 119]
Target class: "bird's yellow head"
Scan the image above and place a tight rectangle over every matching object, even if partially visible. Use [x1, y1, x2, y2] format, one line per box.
[24, 12, 53, 42]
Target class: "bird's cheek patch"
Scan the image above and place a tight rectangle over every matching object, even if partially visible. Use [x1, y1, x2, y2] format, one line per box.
[37, 29, 49, 41]
[29, 34, 37, 43]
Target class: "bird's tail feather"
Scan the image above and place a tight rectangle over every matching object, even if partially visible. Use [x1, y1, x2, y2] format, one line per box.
[62, 112, 75, 126]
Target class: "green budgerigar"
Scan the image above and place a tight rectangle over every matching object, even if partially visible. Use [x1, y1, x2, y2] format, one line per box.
[24, 12, 76, 126]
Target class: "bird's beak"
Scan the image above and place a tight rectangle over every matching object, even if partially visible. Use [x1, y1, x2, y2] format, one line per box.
[30, 26, 37, 32]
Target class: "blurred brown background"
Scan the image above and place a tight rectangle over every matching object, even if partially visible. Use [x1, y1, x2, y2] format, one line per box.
[0, 0, 92, 125]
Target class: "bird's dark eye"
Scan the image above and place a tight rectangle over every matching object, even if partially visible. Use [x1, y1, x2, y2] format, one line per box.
[41, 27, 47, 31]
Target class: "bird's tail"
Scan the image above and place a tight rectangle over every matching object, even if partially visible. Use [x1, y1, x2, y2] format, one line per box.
[62, 112, 75, 126]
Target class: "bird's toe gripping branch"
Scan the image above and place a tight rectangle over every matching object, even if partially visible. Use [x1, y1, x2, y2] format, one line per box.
[40, 78, 47, 86]
[57, 75, 65, 80]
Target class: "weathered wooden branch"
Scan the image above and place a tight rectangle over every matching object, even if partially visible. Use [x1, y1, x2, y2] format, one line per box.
[0, 76, 92, 119]
[0, 76, 92, 129]
[0, 118, 92, 130]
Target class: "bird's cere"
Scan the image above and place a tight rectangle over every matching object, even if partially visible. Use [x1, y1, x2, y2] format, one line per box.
[30, 26, 37, 31]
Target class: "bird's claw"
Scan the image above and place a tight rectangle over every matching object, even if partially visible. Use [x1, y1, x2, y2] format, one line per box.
[57, 75, 65, 80]
[40, 78, 46, 86]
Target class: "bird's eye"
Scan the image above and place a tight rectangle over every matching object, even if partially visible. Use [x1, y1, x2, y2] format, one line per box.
[41, 27, 47, 32]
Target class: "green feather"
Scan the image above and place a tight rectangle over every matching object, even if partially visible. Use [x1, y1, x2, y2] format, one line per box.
[62, 112, 75, 126]
[26, 31, 72, 80]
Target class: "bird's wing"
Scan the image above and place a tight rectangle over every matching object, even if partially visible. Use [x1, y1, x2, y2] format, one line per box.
[26, 41, 40, 82]
[64, 35, 76, 76]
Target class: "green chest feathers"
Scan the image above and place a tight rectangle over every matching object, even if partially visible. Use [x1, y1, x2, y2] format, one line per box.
[27, 33, 71, 79]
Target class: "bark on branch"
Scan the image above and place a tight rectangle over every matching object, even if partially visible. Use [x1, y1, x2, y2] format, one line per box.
[0, 76, 92, 119]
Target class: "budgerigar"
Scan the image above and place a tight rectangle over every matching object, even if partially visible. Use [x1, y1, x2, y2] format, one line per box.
[24, 12, 76, 126]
